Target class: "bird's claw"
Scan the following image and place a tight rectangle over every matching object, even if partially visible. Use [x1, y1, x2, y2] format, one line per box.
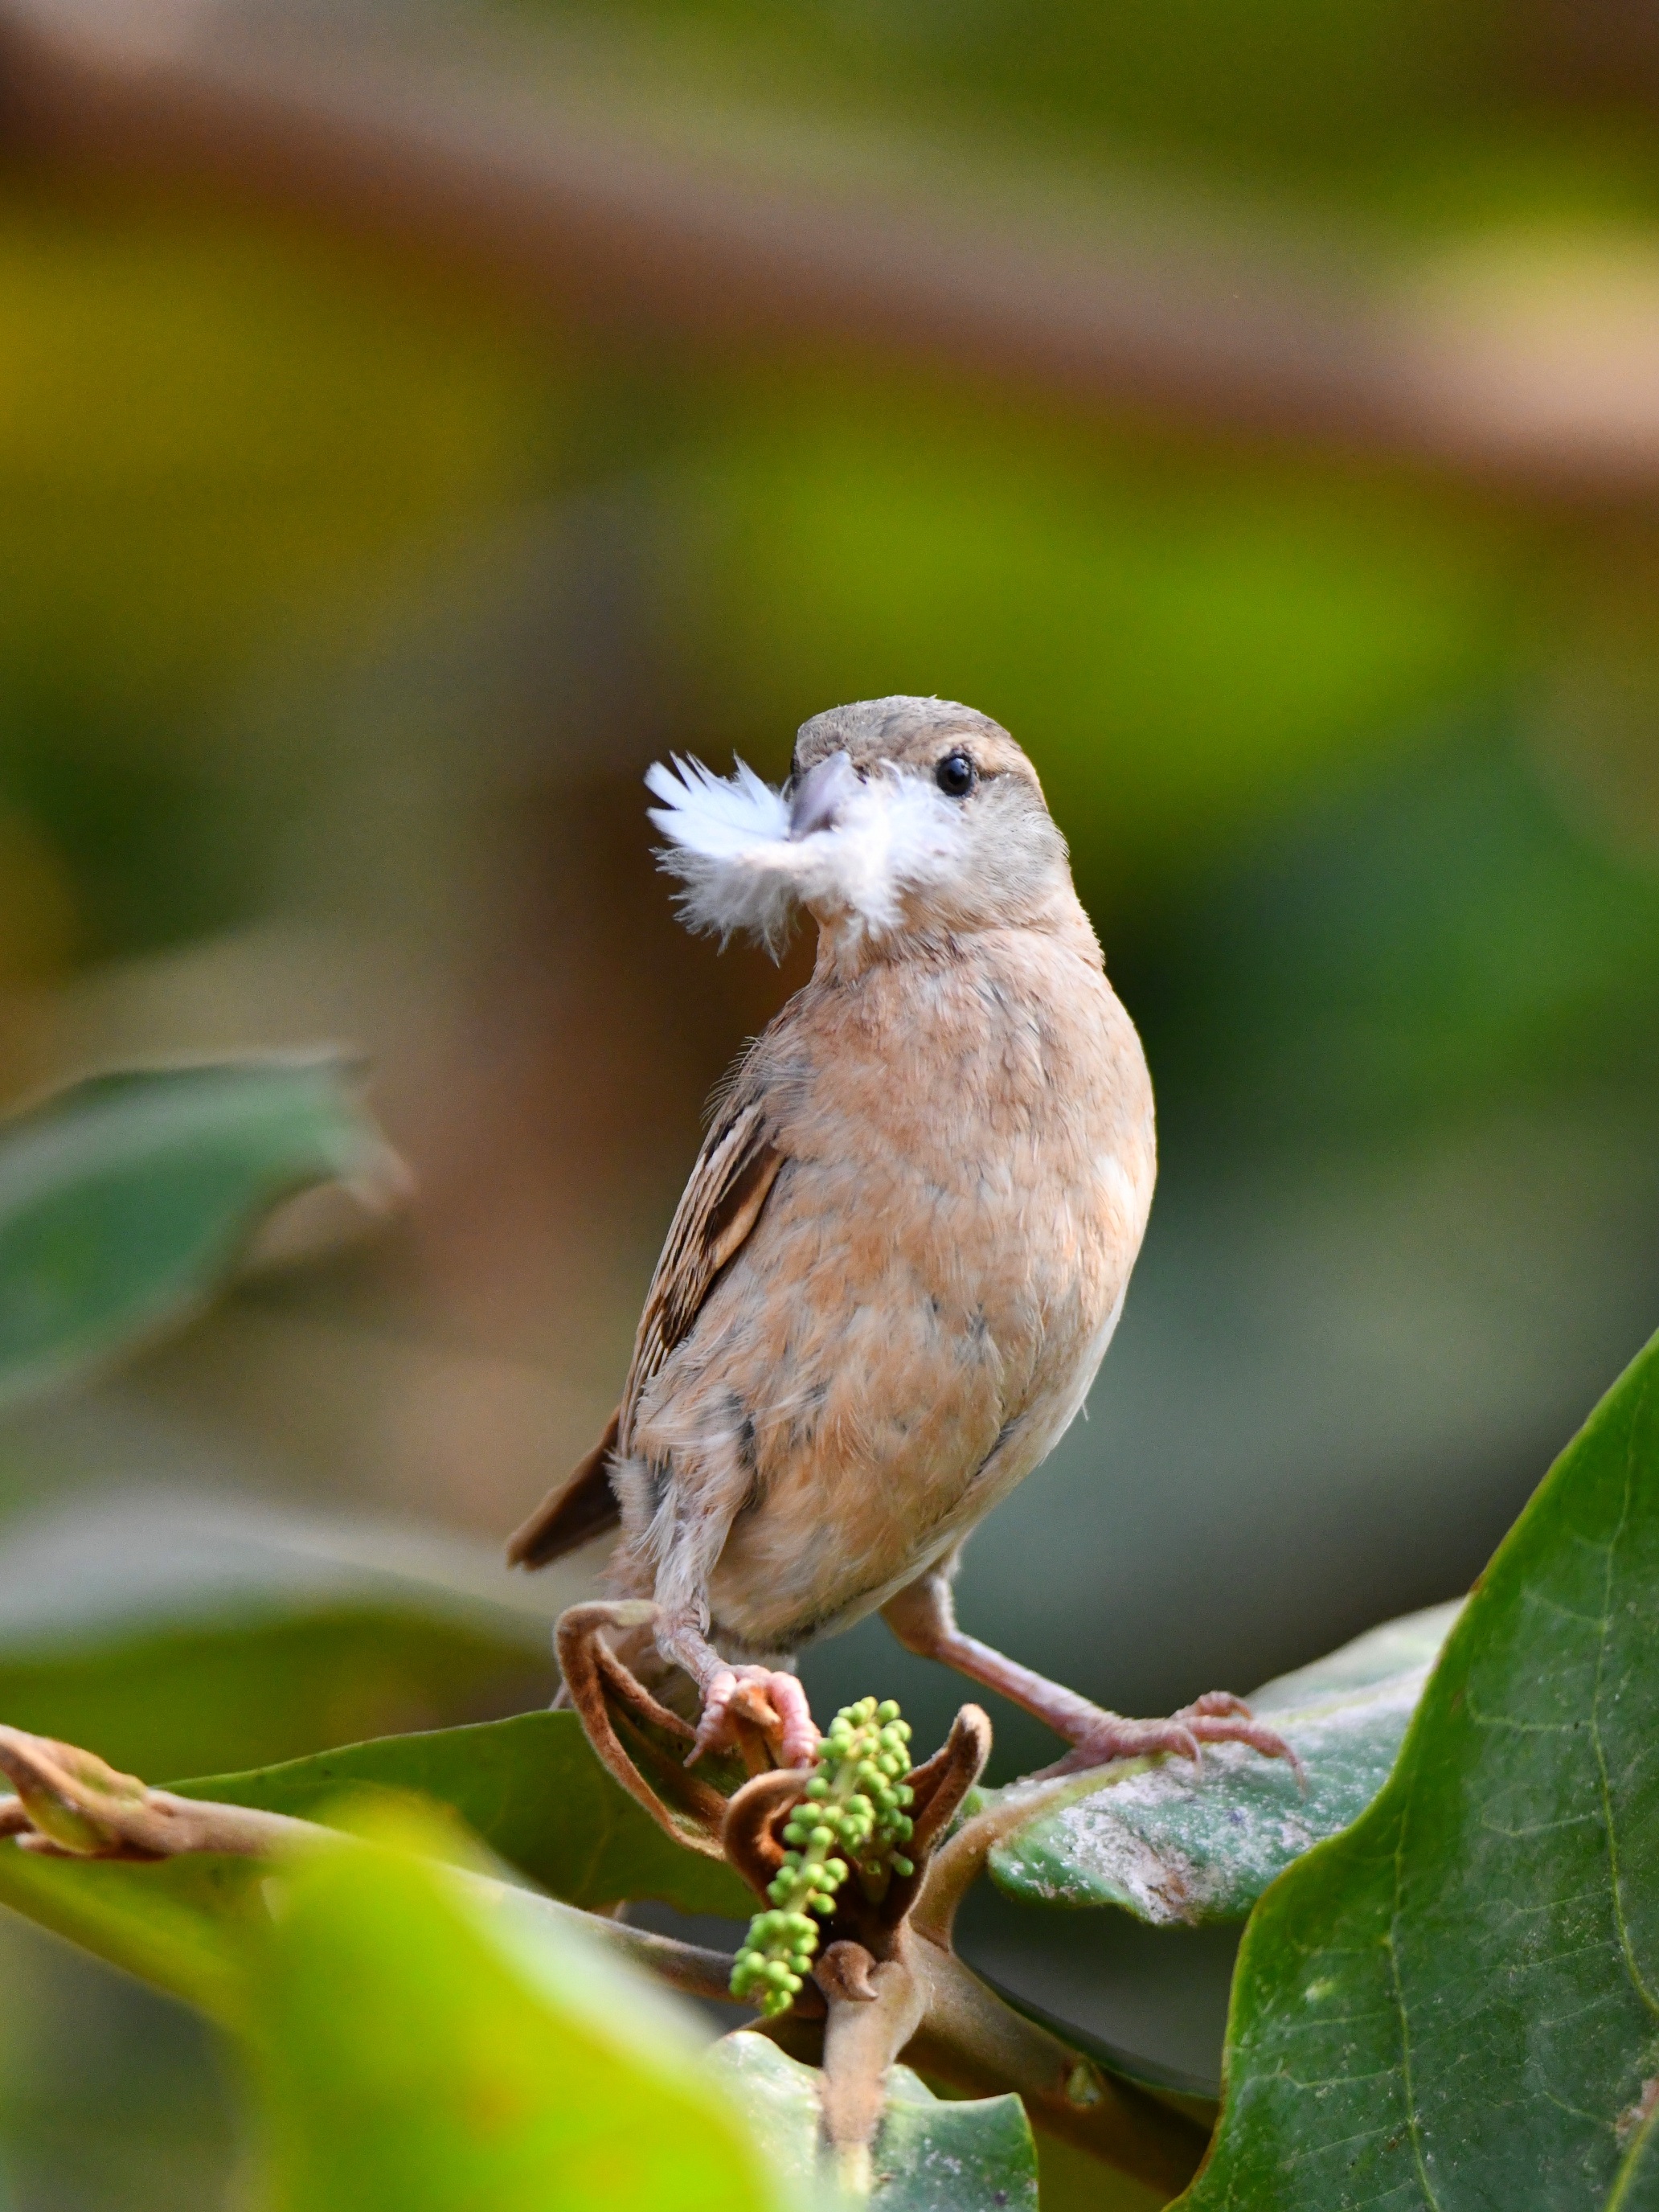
[1038, 1691, 1304, 1784]
[690, 1665, 819, 1769]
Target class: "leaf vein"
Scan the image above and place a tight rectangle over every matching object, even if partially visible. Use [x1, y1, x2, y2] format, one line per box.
[1589, 1415, 1659, 2026]
[1386, 1800, 1444, 2212]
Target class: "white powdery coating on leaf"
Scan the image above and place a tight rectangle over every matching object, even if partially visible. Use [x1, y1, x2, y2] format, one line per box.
[645, 754, 962, 953]
[1034, 1666, 1433, 1925]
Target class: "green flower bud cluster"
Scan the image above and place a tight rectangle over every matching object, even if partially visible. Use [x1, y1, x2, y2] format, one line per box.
[730, 1697, 915, 2017]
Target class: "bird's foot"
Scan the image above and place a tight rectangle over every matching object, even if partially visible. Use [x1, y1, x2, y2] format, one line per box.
[1034, 1690, 1303, 1783]
[690, 1665, 818, 1770]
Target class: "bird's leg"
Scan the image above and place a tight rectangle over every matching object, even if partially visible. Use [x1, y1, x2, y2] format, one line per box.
[882, 1565, 1298, 1780]
[654, 1608, 818, 1770]
[644, 1460, 819, 1768]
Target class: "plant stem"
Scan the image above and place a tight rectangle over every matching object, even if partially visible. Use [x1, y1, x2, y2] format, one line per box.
[903, 1932, 1209, 2193]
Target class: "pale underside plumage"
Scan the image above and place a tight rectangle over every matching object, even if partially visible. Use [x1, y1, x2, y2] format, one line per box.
[601, 916, 1157, 1667]
[645, 753, 965, 955]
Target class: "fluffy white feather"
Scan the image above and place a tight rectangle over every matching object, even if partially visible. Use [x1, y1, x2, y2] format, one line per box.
[644, 755, 791, 856]
[646, 754, 963, 954]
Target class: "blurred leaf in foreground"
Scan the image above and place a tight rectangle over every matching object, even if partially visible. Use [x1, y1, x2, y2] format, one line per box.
[0, 1844, 254, 2022]
[1181, 1328, 1659, 2207]
[708, 2030, 1038, 2212]
[987, 1600, 1460, 1923]
[248, 1802, 787, 2212]
[0, 1060, 400, 1413]
[0, 1801, 786, 2205]
[178, 1709, 752, 1917]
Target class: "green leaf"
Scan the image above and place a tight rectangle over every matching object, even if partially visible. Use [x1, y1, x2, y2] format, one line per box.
[870, 2074, 1038, 2212]
[174, 1709, 753, 1917]
[1179, 1325, 1659, 2209]
[986, 1601, 1461, 1924]
[0, 1845, 258, 2022]
[0, 1059, 399, 1412]
[698, 2035, 822, 2198]
[0, 1492, 567, 1778]
[707, 2030, 1039, 2210]
[247, 1803, 790, 2212]
[0, 1715, 745, 2024]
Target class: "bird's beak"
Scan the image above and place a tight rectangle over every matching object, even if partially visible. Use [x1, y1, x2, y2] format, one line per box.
[788, 750, 857, 840]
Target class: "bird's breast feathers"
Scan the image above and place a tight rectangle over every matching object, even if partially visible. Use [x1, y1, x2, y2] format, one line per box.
[624, 928, 1154, 1651]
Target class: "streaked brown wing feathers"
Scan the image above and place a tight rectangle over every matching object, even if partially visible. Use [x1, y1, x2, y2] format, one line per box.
[621, 1103, 783, 1444]
[506, 1101, 783, 1571]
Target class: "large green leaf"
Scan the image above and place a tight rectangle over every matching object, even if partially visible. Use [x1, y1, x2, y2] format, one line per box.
[174, 1708, 752, 1917]
[707, 2030, 1038, 2210]
[0, 1059, 399, 1411]
[1180, 1326, 1659, 2209]
[247, 1804, 789, 2212]
[987, 1601, 1461, 1924]
[0, 1491, 569, 1777]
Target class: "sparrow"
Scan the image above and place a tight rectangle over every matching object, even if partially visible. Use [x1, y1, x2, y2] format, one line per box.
[509, 696, 1291, 1780]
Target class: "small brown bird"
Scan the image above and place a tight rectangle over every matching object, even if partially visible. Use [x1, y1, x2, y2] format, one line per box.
[510, 696, 1290, 1777]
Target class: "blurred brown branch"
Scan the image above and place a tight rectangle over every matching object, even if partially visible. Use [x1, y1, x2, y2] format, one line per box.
[6, 0, 1659, 494]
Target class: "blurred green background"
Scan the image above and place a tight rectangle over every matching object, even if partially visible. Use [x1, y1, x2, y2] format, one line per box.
[4, 0, 1659, 2201]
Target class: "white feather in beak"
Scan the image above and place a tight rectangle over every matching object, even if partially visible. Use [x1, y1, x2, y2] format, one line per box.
[645, 752, 965, 955]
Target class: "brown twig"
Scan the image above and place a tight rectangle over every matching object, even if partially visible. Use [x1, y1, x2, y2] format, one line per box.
[910, 1768, 1087, 1946]
[903, 1934, 1210, 2192]
[0, 1726, 328, 1862]
[816, 1937, 928, 2193]
[554, 1601, 735, 1859]
[2, 2, 1658, 490]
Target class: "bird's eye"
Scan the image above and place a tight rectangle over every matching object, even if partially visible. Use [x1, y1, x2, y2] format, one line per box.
[936, 751, 976, 797]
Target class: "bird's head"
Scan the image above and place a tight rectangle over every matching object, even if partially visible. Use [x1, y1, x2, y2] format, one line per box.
[645, 697, 1073, 959]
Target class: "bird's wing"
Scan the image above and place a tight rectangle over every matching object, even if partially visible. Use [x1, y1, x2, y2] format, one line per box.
[506, 1407, 621, 1569]
[620, 1099, 784, 1444]
[505, 1100, 782, 1572]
